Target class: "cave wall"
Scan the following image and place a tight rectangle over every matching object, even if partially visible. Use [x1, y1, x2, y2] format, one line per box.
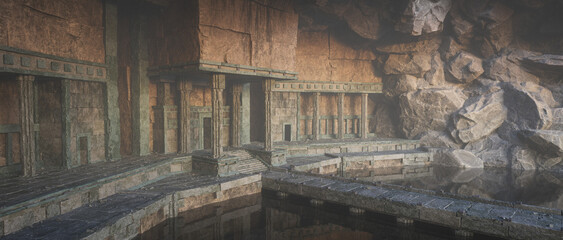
[0, 0, 105, 63]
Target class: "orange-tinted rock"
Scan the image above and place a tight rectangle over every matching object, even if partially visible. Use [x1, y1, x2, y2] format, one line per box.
[2, 0, 104, 63]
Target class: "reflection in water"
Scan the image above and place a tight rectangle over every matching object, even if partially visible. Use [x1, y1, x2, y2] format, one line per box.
[136, 192, 503, 240]
[341, 166, 563, 210]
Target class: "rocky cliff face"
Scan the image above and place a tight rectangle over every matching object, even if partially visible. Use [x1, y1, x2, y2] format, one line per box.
[296, 0, 563, 170]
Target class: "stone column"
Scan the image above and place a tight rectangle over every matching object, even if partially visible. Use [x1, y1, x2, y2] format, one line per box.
[103, 0, 121, 161]
[61, 79, 72, 169]
[263, 79, 274, 151]
[338, 93, 344, 139]
[154, 81, 176, 153]
[231, 83, 242, 147]
[240, 83, 250, 145]
[130, 5, 150, 156]
[211, 74, 225, 158]
[361, 93, 368, 139]
[178, 81, 192, 153]
[312, 92, 320, 140]
[19, 75, 35, 176]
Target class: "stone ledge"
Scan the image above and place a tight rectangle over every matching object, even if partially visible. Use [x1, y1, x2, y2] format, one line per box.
[262, 172, 562, 240]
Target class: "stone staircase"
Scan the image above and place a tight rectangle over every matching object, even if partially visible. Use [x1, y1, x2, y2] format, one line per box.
[227, 150, 269, 174]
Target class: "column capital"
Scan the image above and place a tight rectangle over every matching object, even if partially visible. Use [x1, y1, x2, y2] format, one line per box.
[262, 79, 274, 92]
[178, 80, 193, 93]
[232, 82, 243, 94]
[211, 74, 226, 89]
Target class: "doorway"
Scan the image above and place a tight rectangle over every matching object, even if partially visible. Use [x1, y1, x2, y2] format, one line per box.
[284, 124, 291, 142]
[203, 117, 211, 149]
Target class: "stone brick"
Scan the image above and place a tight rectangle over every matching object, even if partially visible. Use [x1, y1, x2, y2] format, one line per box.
[60, 194, 84, 214]
[45, 202, 61, 218]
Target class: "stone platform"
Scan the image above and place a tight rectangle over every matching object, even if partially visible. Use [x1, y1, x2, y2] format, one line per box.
[275, 138, 421, 157]
[1, 173, 261, 239]
[0, 154, 191, 237]
[262, 171, 563, 240]
[282, 149, 432, 174]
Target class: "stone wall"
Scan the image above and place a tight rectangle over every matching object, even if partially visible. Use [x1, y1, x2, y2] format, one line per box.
[198, 0, 298, 71]
[147, 0, 199, 66]
[272, 92, 299, 142]
[36, 79, 62, 171]
[0, 77, 21, 175]
[0, 0, 105, 63]
[296, 29, 381, 83]
[69, 80, 105, 166]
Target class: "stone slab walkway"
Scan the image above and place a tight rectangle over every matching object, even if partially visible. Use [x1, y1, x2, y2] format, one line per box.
[1, 173, 261, 240]
[262, 171, 563, 240]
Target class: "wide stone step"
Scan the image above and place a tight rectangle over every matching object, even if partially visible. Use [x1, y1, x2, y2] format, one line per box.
[0, 155, 190, 237]
[1, 174, 262, 240]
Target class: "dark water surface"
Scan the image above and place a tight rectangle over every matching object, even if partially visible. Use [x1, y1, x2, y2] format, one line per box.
[340, 166, 563, 210]
[136, 192, 504, 240]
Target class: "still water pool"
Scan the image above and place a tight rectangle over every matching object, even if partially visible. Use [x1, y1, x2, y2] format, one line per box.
[135, 191, 505, 240]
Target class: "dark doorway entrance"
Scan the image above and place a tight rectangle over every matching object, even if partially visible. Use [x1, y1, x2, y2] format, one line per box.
[284, 124, 291, 142]
[203, 117, 211, 149]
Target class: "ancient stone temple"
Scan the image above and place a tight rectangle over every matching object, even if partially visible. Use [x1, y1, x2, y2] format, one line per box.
[0, 0, 562, 239]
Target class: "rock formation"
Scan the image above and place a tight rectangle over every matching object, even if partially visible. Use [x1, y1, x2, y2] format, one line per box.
[298, 0, 563, 170]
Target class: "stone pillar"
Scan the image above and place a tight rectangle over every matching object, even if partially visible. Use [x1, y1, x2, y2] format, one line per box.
[263, 79, 274, 151]
[312, 92, 320, 140]
[19, 75, 35, 176]
[338, 93, 344, 139]
[231, 83, 242, 147]
[61, 79, 72, 169]
[154, 81, 177, 153]
[103, 0, 121, 161]
[211, 74, 225, 158]
[178, 81, 192, 153]
[361, 93, 368, 139]
[240, 83, 250, 145]
[130, 4, 150, 156]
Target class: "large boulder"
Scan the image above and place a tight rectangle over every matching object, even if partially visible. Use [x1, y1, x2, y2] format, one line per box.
[399, 88, 467, 138]
[383, 74, 420, 97]
[376, 36, 442, 54]
[384, 54, 432, 77]
[434, 149, 484, 168]
[551, 108, 563, 130]
[483, 49, 540, 83]
[418, 130, 461, 149]
[519, 130, 563, 157]
[502, 82, 553, 131]
[448, 8, 474, 46]
[395, 0, 452, 36]
[424, 53, 446, 86]
[450, 91, 507, 143]
[465, 134, 511, 168]
[446, 51, 484, 83]
[510, 146, 539, 171]
[522, 54, 563, 71]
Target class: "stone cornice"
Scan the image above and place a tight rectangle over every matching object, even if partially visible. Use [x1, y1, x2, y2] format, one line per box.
[0, 46, 107, 82]
[272, 80, 383, 93]
[148, 60, 298, 80]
